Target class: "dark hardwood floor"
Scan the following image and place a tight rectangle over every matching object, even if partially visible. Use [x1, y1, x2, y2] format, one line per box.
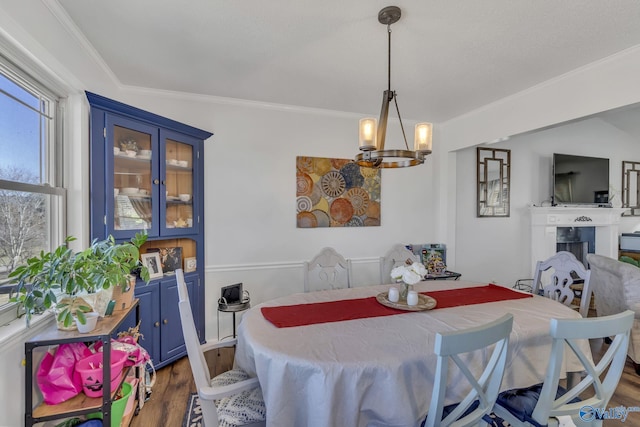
[129, 348, 234, 427]
[130, 342, 640, 427]
[587, 339, 640, 427]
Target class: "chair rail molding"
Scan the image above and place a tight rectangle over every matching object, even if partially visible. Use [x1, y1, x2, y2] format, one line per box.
[529, 206, 628, 276]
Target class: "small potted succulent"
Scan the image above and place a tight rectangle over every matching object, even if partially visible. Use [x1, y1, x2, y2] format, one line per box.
[9, 232, 150, 329]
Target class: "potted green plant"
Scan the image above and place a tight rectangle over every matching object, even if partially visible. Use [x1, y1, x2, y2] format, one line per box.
[9, 232, 150, 328]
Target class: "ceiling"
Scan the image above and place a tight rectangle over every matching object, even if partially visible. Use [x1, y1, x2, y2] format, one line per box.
[56, 0, 640, 123]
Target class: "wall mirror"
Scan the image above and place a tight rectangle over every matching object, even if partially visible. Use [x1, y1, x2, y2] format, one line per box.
[622, 160, 640, 215]
[477, 147, 511, 217]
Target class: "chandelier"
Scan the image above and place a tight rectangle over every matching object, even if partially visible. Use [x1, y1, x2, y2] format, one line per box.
[355, 6, 433, 169]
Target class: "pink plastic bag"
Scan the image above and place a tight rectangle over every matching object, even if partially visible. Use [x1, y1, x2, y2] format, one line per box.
[116, 335, 150, 367]
[36, 343, 92, 405]
[94, 336, 150, 367]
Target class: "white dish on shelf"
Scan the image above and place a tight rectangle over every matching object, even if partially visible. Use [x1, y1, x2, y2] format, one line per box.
[167, 196, 180, 201]
[177, 160, 188, 167]
[121, 187, 139, 195]
[137, 153, 151, 160]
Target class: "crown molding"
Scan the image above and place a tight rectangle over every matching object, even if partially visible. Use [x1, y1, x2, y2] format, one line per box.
[43, 0, 122, 89]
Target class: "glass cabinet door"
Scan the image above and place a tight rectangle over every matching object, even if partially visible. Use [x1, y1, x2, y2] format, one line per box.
[162, 130, 198, 235]
[108, 116, 159, 238]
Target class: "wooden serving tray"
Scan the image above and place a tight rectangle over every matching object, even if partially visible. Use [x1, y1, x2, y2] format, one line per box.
[376, 292, 437, 311]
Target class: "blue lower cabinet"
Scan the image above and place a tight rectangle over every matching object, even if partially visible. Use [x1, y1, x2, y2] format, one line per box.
[119, 273, 203, 368]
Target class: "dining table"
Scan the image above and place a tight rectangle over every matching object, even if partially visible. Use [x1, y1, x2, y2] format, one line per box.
[234, 280, 590, 427]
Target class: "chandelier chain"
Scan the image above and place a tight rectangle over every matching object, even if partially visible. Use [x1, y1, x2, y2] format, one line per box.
[388, 20, 409, 151]
[387, 25, 392, 93]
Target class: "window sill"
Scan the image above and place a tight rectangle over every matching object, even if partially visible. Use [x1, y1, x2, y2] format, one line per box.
[0, 311, 56, 349]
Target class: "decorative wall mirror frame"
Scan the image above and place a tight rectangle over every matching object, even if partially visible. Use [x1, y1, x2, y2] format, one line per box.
[622, 160, 640, 215]
[477, 147, 511, 217]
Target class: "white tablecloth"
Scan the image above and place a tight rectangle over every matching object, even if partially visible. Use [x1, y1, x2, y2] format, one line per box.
[234, 281, 589, 427]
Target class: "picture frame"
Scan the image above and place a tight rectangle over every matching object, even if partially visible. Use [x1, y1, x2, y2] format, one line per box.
[147, 247, 183, 274]
[141, 253, 163, 279]
[184, 256, 197, 273]
[220, 283, 243, 305]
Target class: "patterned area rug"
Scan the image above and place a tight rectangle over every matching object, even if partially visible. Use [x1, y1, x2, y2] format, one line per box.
[182, 392, 202, 427]
[182, 390, 511, 426]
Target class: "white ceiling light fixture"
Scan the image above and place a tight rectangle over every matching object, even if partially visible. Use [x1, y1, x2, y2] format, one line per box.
[356, 6, 433, 169]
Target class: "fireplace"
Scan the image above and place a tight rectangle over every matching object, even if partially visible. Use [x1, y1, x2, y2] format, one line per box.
[530, 207, 626, 276]
[556, 226, 595, 267]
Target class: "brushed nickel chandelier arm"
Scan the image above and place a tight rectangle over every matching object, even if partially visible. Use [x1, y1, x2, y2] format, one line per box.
[394, 93, 411, 152]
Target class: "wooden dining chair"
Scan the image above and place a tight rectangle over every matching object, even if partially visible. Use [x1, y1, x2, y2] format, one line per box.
[379, 244, 419, 284]
[303, 247, 352, 292]
[493, 310, 634, 427]
[532, 251, 592, 317]
[176, 269, 266, 427]
[423, 313, 513, 427]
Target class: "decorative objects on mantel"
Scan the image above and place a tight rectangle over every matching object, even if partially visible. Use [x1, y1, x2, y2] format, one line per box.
[529, 206, 628, 276]
[355, 6, 432, 169]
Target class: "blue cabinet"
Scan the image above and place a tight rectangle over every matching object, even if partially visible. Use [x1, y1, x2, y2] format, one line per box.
[87, 92, 211, 369]
[119, 273, 201, 367]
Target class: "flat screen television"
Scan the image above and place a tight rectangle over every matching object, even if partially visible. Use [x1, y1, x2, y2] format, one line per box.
[552, 153, 609, 205]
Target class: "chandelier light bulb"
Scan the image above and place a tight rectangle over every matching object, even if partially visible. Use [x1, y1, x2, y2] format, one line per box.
[359, 117, 378, 151]
[414, 122, 433, 153]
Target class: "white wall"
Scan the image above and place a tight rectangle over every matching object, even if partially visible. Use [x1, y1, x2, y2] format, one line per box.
[454, 117, 640, 286]
[114, 91, 438, 336]
[438, 45, 640, 289]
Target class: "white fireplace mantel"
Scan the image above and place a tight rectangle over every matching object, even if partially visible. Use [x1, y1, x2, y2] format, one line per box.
[529, 206, 628, 275]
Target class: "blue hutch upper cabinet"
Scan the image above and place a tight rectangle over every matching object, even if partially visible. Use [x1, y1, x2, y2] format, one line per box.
[87, 92, 212, 368]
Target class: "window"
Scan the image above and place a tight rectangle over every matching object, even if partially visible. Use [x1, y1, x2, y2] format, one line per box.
[0, 55, 65, 323]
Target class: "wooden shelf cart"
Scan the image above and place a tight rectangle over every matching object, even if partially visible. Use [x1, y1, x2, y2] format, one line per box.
[25, 301, 140, 426]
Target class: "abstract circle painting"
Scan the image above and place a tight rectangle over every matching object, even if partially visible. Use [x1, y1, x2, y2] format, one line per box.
[296, 156, 381, 228]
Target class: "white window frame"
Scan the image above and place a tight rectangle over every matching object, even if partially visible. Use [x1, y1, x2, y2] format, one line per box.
[0, 54, 66, 327]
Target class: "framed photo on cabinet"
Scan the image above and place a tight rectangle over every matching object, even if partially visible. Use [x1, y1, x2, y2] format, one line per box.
[184, 256, 197, 273]
[141, 253, 163, 279]
[147, 247, 183, 274]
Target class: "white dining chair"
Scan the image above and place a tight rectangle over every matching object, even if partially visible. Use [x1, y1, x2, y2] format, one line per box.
[176, 269, 266, 427]
[303, 247, 352, 292]
[379, 244, 419, 284]
[493, 310, 634, 427]
[533, 251, 592, 317]
[423, 313, 514, 427]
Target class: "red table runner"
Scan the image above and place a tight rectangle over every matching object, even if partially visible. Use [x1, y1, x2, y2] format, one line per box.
[261, 284, 532, 328]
